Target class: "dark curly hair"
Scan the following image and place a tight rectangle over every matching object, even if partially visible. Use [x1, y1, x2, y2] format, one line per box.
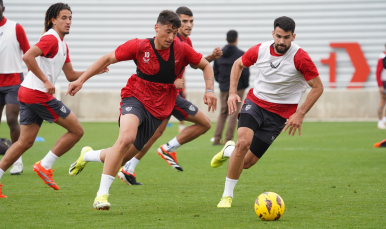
[274, 16, 295, 33]
[157, 10, 181, 29]
[44, 2, 72, 33]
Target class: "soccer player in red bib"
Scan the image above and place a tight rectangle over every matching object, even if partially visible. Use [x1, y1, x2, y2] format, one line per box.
[0, 0, 30, 177]
[66, 10, 217, 210]
[210, 16, 324, 208]
[115, 6, 223, 185]
[0, 3, 107, 198]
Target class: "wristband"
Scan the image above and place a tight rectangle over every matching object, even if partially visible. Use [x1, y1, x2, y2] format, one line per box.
[205, 89, 214, 93]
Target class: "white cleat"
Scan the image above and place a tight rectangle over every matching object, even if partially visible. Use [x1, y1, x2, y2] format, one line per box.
[10, 162, 23, 175]
[378, 122, 386, 129]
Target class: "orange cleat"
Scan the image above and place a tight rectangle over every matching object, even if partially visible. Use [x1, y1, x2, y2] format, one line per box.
[33, 161, 59, 190]
[0, 182, 7, 198]
[374, 139, 386, 148]
[157, 145, 183, 171]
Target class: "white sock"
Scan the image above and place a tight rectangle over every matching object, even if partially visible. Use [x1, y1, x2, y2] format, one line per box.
[0, 169, 4, 180]
[123, 157, 139, 174]
[223, 145, 235, 158]
[222, 177, 238, 198]
[83, 150, 102, 163]
[163, 137, 181, 152]
[14, 156, 22, 164]
[382, 117, 386, 123]
[40, 151, 59, 170]
[96, 174, 115, 197]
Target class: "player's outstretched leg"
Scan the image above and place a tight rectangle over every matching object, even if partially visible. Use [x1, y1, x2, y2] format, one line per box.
[211, 140, 235, 168]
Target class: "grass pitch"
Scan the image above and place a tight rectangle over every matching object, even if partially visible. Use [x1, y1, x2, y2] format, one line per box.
[0, 122, 385, 228]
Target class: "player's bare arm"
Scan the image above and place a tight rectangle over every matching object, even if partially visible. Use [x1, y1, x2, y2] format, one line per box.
[23, 46, 55, 95]
[227, 57, 245, 114]
[196, 57, 217, 112]
[283, 76, 324, 136]
[62, 62, 109, 82]
[66, 51, 117, 96]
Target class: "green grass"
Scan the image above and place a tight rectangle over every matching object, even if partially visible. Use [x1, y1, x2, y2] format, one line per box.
[0, 122, 386, 228]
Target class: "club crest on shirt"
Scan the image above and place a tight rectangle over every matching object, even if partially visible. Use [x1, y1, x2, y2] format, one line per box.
[60, 106, 67, 113]
[245, 105, 252, 111]
[189, 105, 196, 112]
[125, 107, 132, 112]
[143, 51, 150, 63]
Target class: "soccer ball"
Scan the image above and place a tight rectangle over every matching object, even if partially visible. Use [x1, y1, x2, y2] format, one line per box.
[254, 192, 285, 221]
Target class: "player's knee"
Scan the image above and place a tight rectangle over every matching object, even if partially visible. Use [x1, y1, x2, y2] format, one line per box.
[199, 116, 211, 132]
[19, 139, 34, 150]
[73, 126, 84, 139]
[235, 140, 251, 153]
[117, 136, 135, 149]
[6, 116, 19, 129]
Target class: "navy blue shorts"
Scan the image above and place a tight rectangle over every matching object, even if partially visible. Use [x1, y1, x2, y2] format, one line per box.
[120, 97, 163, 150]
[19, 98, 71, 126]
[170, 95, 198, 121]
[238, 98, 286, 145]
[0, 85, 20, 105]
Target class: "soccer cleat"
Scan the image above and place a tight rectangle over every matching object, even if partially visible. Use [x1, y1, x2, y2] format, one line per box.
[374, 139, 386, 148]
[211, 140, 235, 168]
[10, 162, 23, 175]
[118, 168, 143, 185]
[217, 196, 232, 208]
[93, 194, 111, 211]
[157, 145, 183, 171]
[69, 146, 92, 176]
[0, 182, 7, 198]
[378, 122, 386, 129]
[33, 161, 59, 190]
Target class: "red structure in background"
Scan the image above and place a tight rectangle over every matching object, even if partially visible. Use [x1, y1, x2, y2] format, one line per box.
[321, 43, 370, 88]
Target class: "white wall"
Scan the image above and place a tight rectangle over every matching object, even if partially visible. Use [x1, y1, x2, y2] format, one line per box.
[4, 0, 386, 92]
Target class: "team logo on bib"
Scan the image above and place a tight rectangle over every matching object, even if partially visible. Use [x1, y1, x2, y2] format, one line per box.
[60, 106, 67, 113]
[271, 135, 276, 141]
[125, 107, 132, 112]
[143, 52, 150, 63]
[245, 105, 251, 111]
[270, 62, 281, 69]
[189, 105, 196, 112]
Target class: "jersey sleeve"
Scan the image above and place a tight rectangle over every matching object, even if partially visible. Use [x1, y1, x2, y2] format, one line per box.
[35, 35, 58, 57]
[182, 43, 202, 66]
[115, 38, 139, 62]
[241, 44, 261, 67]
[65, 44, 71, 63]
[376, 58, 384, 87]
[294, 48, 319, 81]
[15, 24, 30, 54]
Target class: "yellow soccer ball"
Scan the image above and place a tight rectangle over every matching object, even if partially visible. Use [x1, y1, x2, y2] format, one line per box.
[254, 192, 285, 221]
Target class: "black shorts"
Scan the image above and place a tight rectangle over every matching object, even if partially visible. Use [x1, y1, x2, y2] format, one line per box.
[120, 97, 163, 151]
[238, 99, 286, 157]
[170, 95, 198, 121]
[383, 81, 386, 94]
[0, 85, 20, 105]
[19, 98, 71, 127]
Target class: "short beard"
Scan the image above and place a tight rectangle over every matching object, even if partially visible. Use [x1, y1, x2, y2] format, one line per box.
[275, 43, 290, 54]
[64, 32, 70, 35]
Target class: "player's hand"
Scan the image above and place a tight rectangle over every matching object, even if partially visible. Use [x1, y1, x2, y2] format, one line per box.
[66, 79, 83, 96]
[97, 67, 109, 75]
[203, 91, 217, 112]
[174, 78, 184, 89]
[44, 81, 55, 95]
[211, 47, 223, 60]
[227, 93, 241, 114]
[283, 112, 304, 136]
